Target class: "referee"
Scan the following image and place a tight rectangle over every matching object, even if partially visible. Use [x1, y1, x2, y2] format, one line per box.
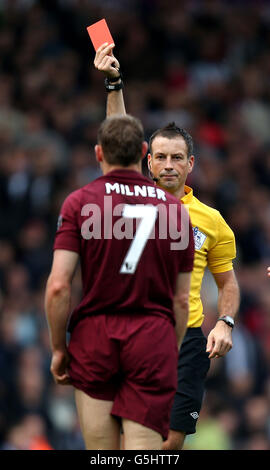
[94, 43, 240, 450]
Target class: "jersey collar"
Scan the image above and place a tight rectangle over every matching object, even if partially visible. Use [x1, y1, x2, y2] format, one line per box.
[181, 185, 193, 204]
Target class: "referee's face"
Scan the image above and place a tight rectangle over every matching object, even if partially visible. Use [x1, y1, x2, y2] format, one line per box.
[149, 136, 194, 197]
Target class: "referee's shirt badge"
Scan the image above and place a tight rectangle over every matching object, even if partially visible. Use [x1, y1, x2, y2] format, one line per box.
[193, 226, 207, 250]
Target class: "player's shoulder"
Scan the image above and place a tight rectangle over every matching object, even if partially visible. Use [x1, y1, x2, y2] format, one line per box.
[61, 182, 100, 210]
[68, 178, 104, 201]
[62, 188, 82, 206]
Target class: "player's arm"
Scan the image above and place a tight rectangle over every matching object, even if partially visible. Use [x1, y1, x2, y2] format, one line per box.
[94, 43, 126, 117]
[45, 249, 79, 384]
[206, 269, 240, 359]
[173, 272, 192, 349]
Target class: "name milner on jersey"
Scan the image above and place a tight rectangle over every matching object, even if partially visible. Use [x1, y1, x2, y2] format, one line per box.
[105, 182, 167, 200]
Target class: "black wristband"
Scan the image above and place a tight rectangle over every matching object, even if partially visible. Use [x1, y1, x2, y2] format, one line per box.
[105, 77, 123, 92]
[107, 69, 122, 83]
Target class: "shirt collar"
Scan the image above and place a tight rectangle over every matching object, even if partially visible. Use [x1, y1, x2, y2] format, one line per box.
[181, 185, 193, 204]
[105, 169, 142, 179]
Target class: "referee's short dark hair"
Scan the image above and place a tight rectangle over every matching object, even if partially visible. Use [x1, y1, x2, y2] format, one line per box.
[97, 114, 144, 167]
[149, 122, 194, 158]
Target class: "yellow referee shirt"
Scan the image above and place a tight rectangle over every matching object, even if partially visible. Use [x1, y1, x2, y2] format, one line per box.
[181, 185, 236, 328]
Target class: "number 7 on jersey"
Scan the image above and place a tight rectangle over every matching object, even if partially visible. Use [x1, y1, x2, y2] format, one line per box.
[120, 204, 158, 274]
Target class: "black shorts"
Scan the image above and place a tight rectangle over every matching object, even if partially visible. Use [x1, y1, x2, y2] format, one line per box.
[170, 327, 210, 435]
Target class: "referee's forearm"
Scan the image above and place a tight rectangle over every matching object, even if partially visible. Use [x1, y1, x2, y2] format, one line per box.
[217, 278, 240, 320]
[106, 89, 126, 117]
[45, 276, 72, 352]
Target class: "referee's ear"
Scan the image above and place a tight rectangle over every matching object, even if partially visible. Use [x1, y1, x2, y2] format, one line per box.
[188, 154, 195, 174]
[95, 144, 104, 163]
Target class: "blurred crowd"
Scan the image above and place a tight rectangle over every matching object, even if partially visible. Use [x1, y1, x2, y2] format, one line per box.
[0, 0, 270, 450]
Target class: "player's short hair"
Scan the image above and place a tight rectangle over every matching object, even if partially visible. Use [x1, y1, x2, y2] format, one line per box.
[149, 122, 194, 158]
[97, 114, 145, 166]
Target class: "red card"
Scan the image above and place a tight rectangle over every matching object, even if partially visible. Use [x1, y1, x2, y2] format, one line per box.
[87, 19, 114, 51]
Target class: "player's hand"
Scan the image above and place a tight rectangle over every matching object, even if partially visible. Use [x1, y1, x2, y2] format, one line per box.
[94, 42, 120, 79]
[50, 349, 71, 385]
[267, 267, 270, 277]
[206, 321, 233, 359]
[162, 430, 184, 450]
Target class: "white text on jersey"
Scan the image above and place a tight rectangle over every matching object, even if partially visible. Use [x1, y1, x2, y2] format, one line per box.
[105, 182, 167, 201]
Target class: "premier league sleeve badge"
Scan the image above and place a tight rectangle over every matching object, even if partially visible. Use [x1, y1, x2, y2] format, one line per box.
[193, 226, 207, 250]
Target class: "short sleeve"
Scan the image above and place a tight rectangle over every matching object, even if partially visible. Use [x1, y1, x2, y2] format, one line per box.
[54, 192, 81, 254]
[207, 213, 236, 274]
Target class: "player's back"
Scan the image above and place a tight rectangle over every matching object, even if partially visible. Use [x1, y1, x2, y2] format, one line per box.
[54, 169, 194, 331]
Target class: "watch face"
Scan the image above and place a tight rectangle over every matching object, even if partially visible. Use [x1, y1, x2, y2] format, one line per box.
[219, 316, 234, 327]
[224, 316, 234, 327]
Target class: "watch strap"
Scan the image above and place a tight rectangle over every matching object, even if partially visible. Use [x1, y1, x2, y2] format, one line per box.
[104, 77, 123, 92]
[217, 315, 234, 328]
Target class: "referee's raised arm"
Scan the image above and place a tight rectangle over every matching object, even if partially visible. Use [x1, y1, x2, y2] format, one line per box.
[94, 42, 126, 117]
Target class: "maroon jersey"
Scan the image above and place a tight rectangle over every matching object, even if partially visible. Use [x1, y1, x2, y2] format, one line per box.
[54, 169, 194, 331]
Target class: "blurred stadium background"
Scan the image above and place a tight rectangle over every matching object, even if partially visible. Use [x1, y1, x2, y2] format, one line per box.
[0, 0, 270, 450]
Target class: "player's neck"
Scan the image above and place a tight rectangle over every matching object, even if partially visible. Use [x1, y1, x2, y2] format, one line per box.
[102, 162, 142, 175]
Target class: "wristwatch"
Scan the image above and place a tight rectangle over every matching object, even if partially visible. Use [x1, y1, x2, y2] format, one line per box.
[104, 77, 123, 92]
[217, 315, 234, 328]
[104, 69, 123, 92]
